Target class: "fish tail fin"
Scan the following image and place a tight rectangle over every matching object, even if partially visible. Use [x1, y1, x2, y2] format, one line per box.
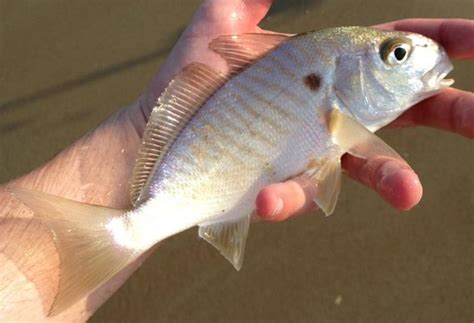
[9, 187, 137, 316]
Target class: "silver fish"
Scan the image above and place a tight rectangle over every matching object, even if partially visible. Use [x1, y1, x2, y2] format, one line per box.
[11, 26, 453, 315]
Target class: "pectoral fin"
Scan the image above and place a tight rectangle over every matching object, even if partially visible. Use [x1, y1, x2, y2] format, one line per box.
[328, 109, 401, 160]
[303, 109, 405, 216]
[198, 215, 250, 271]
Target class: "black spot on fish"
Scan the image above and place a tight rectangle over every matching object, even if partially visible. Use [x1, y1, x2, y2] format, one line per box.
[304, 73, 321, 91]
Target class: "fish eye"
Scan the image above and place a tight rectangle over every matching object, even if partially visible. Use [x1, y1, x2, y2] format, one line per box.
[380, 37, 412, 66]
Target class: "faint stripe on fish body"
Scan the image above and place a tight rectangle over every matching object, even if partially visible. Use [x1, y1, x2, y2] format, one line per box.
[217, 96, 254, 131]
[179, 151, 197, 166]
[227, 89, 261, 120]
[226, 89, 284, 137]
[213, 128, 268, 162]
[200, 120, 267, 163]
[287, 41, 314, 65]
[184, 134, 247, 170]
[207, 137, 255, 170]
[242, 73, 301, 121]
[215, 100, 277, 148]
[210, 108, 246, 134]
[246, 66, 307, 107]
[231, 78, 288, 133]
[211, 104, 275, 147]
[260, 53, 299, 80]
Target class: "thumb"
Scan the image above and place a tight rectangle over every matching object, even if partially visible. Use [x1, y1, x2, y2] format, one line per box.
[194, 0, 273, 34]
[146, 0, 275, 114]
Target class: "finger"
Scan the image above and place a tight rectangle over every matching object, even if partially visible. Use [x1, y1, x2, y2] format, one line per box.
[256, 177, 316, 222]
[376, 18, 474, 59]
[192, 0, 273, 34]
[257, 153, 423, 222]
[341, 154, 423, 211]
[390, 88, 474, 139]
[146, 0, 275, 113]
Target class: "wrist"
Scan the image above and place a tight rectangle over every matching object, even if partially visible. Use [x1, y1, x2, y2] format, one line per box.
[0, 97, 148, 321]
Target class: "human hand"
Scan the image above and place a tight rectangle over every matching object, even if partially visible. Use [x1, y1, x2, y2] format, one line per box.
[1, 0, 472, 321]
[255, 19, 474, 221]
[0, 1, 298, 320]
[135, 2, 474, 221]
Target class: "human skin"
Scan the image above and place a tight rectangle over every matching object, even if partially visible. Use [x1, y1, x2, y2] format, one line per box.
[0, 0, 473, 321]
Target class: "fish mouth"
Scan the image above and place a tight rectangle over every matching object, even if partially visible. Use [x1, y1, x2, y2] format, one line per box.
[435, 61, 454, 89]
[437, 67, 455, 88]
[422, 57, 454, 91]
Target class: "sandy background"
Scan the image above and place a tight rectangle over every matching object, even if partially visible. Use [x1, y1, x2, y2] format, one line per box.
[1, 0, 473, 322]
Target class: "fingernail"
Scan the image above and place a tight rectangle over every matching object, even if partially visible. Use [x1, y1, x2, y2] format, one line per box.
[270, 198, 283, 218]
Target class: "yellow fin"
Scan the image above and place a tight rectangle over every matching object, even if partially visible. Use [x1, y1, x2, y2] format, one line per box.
[130, 63, 229, 206]
[328, 109, 401, 160]
[209, 33, 289, 73]
[303, 110, 404, 216]
[198, 215, 250, 271]
[304, 157, 342, 216]
[9, 187, 136, 316]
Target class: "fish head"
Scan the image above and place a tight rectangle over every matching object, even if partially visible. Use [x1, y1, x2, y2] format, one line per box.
[334, 28, 454, 131]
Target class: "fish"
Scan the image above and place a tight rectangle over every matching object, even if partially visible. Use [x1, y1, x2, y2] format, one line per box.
[9, 26, 454, 315]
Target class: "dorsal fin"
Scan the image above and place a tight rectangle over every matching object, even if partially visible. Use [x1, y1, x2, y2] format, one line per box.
[209, 33, 290, 73]
[129, 63, 228, 206]
[130, 34, 289, 206]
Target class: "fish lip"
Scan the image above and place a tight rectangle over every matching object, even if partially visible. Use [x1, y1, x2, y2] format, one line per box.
[435, 59, 454, 87]
[423, 57, 454, 90]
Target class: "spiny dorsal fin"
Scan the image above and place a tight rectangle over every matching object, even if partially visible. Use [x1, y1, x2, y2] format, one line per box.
[130, 63, 228, 206]
[130, 34, 289, 206]
[209, 33, 289, 73]
[198, 215, 250, 271]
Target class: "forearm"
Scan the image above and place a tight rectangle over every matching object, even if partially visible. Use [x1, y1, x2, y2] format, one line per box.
[0, 100, 145, 322]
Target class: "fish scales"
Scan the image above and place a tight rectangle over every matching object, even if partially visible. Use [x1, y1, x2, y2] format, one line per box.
[146, 42, 327, 222]
[9, 26, 455, 315]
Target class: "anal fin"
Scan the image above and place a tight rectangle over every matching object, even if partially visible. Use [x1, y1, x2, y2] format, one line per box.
[304, 157, 342, 216]
[198, 215, 250, 271]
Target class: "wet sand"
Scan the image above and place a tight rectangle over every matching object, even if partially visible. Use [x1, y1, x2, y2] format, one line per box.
[1, 0, 473, 322]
